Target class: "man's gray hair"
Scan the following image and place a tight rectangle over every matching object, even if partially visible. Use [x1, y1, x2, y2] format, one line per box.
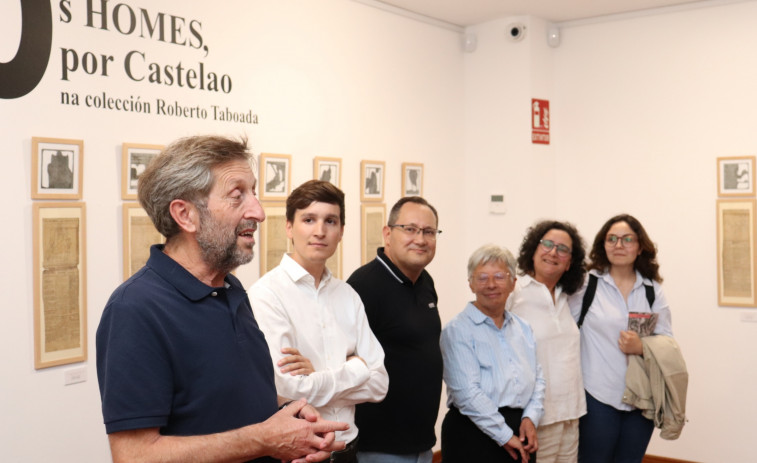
[467, 244, 516, 281]
[138, 135, 251, 239]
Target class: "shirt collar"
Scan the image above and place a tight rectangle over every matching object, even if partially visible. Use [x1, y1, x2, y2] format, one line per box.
[463, 301, 512, 328]
[520, 273, 564, 299]
[591, 268, 649, 287]
[375, 247, 424, 285]
[280, 253, 332, 286]
[146, 244, 241, 302]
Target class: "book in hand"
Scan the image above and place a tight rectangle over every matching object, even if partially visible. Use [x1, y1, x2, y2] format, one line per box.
[627, 312, 658, 337]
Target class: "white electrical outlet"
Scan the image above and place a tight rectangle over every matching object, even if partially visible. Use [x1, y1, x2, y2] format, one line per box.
[740, 312, 757, 323]
[64, 367, 87, 386]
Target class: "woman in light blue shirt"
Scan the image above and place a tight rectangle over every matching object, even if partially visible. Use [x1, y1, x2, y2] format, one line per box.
[569, 214, 673, 463]
[441, 244, 545, 463]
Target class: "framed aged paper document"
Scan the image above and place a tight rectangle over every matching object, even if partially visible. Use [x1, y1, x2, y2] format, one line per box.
[314, 156, 342, 188]
[123, 203, 164, 279]
[361, 160, 385, 202]
[717, 156, 755, 197]
[326, 242, 343, 279]
[361, 203, 386, 265]
[260, 202, 292, 274]
[717, 199, 757, 306]
[401, 162, 423, 197]
[31, 137, 83, 199]
[259, 153, 292, 201]
[33, 202, 87, 369]
[122, 143, 163, 200]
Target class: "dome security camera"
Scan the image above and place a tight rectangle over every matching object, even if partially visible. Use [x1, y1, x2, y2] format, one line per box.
[507, 23, 526, 42]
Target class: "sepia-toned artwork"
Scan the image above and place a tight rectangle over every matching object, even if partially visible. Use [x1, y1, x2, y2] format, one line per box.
[260, 153, 292, 201]
[314, 157, 342, 188]
[361, 160, 385, 202]
[33, 202, 87, 369]
[260, 202, 292, 274]
[401, 162, 423, 197]
[361, 203, 386, 265]
[122, 143, 163, 200]
[326, 242, 343, 279]
[31, 137, 83, 200]
[717, 199, 757, 306]
[123, 203, 165, 279]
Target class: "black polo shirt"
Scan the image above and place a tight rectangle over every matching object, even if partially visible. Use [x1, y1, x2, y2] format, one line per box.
[97, 245, 277, 462]
[347, 247, 442, 454]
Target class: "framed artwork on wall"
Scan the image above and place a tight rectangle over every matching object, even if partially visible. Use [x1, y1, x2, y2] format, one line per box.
[122, 143, 163, 200]
[361, 160, 385, 202]
[259, 153, 292, 201]
[31, 137, 83, 200]
[313, 156, 342, 188]
[716, 199, 757, 306]
[259, 202, 292, 274]
[717, 156, 756, 197]
[122, 203, 164, 280]
[33, 202, 87, 369]
[361, 203, 386, 265]
[401, 162, 423, 197]
[326, 242, 342, 280]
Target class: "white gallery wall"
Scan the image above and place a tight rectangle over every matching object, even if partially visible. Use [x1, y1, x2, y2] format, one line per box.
[463, 1, 757, 462]
[1, 0, 755, 461]
[0, 1, 464, 460]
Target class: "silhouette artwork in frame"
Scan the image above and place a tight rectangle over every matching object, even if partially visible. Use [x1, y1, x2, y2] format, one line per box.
[259, 153, 292, 201]
[32, 137, 83, 200]
[401, 162, 423, 197]
[360, 160, 385, 202]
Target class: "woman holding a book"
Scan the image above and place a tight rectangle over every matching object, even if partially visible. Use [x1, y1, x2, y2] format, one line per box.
[569, 214, 673, 463]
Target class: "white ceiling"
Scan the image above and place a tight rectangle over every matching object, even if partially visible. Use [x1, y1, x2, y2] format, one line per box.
[370, 0, 710, 26]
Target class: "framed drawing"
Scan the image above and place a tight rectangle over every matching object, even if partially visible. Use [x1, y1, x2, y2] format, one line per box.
[361, 160, 385, 202]
[361, 203, 386, 265]
[122, 143, 163, 200]
[717, 156, 755, 197]
[33, 202, 87, 369]
[716, 199, 757, 306]
[314, 156, 342, 188]
[31, 137, 83, 199]
[326, 242, 343, 279]
[259, 202, 292, 274]
[259, 153, 292, 201]
[401, 162, 423, 197]
[123, 203, 165, 279]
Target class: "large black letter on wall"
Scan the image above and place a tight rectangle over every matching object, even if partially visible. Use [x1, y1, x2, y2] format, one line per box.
[0, 0, 53, 99]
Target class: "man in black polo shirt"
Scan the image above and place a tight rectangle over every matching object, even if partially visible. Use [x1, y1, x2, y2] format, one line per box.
[96, 135, 347, 463]
[347, 196, 443, 463]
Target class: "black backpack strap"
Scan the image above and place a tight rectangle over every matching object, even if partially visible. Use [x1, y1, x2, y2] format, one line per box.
[578, 274, 598, 328]
[644, 282, 655, 309]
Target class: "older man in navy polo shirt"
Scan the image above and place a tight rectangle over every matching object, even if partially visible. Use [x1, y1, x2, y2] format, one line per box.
[96, 135, 347, 463]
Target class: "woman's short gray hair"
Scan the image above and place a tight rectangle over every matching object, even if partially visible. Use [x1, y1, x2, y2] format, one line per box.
[138, 135, 251, 239]
[467, 244, 516, 281]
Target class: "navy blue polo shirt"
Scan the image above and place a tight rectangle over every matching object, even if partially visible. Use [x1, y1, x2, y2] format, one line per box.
[97, 245, 277, 458]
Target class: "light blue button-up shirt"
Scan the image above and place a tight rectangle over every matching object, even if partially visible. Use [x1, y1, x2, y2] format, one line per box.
[568, 269, 673, 411]
[441, 302, 545, 446]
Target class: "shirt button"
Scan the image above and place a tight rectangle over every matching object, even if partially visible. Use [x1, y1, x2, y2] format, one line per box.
[211, 291, 218, 297]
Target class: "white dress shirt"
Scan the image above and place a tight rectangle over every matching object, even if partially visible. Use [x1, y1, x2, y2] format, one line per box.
[508, 274, 586, 425]
[249, 254, 389, 442]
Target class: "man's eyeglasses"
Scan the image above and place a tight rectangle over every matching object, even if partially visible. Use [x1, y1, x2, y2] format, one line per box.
[472, 272, 511, 285]
[389, 224, 442, 240]
[606, 234, 637, 247]
[539, 239, 572, 257]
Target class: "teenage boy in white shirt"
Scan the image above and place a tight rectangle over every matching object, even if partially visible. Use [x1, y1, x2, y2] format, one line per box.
[249, 180, 389, 463]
